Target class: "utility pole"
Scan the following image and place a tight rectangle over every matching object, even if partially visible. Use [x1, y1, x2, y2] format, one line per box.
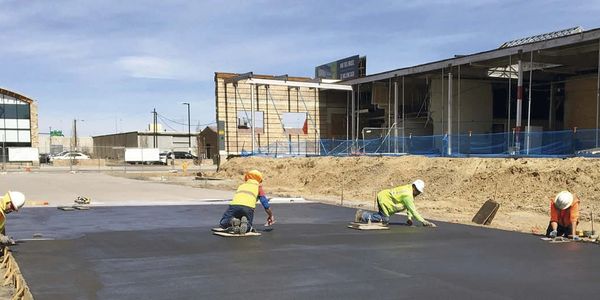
[152, 109, 157, 148]
[73, 118, 78, 151]
[182, 102, 191, 153]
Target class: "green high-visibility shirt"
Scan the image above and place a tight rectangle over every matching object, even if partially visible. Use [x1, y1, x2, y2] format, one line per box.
[377, 184, 425, 222]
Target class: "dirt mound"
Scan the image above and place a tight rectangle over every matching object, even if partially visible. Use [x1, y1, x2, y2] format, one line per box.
[216, 156, 600, 233]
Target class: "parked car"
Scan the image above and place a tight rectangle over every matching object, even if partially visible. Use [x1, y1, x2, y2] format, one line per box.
[50, 152, 90, 161]
[39, 153, 51, 164]
[159, 151, 197, 165]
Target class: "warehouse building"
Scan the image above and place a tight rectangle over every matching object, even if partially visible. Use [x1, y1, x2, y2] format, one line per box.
[92, 130, 198, 159]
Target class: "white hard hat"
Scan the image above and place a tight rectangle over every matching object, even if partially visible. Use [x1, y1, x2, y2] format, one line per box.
[7, 191, 25, 211]
[554, 191, 573, 210]
[412, 179, 425, 193]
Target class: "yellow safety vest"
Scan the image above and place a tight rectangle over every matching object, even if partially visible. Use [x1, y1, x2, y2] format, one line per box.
[230, 179, 260, 208]
[377, 184, 414, 217]
[0, 193, 10, 233]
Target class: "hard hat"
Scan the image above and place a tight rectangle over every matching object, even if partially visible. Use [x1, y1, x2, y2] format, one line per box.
[244, 169, 263, 183]
[7, 191, 25, 211]
[412, 179, 425, 193]
[554, 191, 573, 210]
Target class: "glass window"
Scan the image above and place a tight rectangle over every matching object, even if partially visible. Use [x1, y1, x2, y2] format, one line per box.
[4, 119, 18, 129]
[17, 104, 30, 119]
[5, 130, 18, 142]
[237, 111, 263, 129]
[18, 130, 30, 142]
[17, 119, 30, 129]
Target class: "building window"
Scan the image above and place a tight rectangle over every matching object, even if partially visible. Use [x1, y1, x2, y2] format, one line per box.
[237, 111, 264, 133]
[282, 112, 308, 135]
[1, 95, 31, 145]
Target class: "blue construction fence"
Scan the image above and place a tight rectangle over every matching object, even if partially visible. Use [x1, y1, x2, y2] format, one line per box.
[241, 129, 600, 158]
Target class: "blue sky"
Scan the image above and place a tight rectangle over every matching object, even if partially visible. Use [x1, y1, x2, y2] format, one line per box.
[1, 0, 599, 136]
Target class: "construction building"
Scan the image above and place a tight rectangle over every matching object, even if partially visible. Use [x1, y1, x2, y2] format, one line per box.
[0, 88, 39, 164]
[215, 26, 600, 157]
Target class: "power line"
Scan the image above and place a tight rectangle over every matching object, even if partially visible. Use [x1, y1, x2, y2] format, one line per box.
[157, 113, 215, 128]
[157, 115, 179, 131]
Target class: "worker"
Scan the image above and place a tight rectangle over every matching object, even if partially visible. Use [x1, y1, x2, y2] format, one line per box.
[546, 191, 580, 240]
[354, 179, 436, 227]
[218, 170, 274, 234]
[0, 191, 26, 245]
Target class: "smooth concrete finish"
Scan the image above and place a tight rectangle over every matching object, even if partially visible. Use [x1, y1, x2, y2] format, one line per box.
[0, 172, 232, 206]
[10, 204, 599, 300]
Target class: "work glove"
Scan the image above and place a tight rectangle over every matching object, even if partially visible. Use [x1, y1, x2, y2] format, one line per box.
[549, 230, 558, 238]
[0, 235, 15, 245]
[422, 220, 437, 227]
[265, 216, 275, 226]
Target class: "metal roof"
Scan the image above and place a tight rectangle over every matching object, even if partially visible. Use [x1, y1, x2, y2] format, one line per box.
[499, 26, 584, 48]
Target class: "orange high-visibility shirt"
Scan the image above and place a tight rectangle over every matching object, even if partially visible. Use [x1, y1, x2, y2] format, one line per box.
[549, 198, 579, 227]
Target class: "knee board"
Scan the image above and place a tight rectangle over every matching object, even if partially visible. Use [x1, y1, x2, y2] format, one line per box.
[347, 222, 389, 230]
[211, 227, 262, 237]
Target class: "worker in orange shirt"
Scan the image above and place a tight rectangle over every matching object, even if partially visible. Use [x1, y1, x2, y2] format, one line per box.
[218, 170, 274, 234]
[546, 191, 580, 241]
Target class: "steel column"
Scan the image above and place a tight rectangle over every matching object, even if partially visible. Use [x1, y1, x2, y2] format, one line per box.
[526, 52, 533, 154]
[447, 71, 453, 156]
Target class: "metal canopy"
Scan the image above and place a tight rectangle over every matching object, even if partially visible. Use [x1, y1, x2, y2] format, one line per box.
[500, 26, 583, 48]
[224, 73, 353, 91]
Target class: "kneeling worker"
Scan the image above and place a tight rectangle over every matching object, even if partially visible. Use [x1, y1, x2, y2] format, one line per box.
[546, 191, 580, 240]
[355, 179, 436, 227]
[218, 170, 274, 233]
[1, 191, 26, 245]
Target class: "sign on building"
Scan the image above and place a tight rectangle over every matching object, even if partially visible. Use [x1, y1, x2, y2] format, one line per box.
[315, 55, 365, 80]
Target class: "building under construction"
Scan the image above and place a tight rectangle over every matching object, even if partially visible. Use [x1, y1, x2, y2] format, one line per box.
[215, 26, 600, 157]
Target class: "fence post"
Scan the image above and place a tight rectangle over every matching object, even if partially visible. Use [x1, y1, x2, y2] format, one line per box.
[468, 131, 472, 157]
[571, 127, 578, 155]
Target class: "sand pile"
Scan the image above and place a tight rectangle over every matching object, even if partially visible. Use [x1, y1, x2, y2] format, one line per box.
[216, 156, 600, 233]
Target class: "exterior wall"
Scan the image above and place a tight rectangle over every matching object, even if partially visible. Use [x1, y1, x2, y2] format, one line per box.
[138, 134, 198, 153]
[38, 135, 94, 154]
[30, 101, 39, 148]
[215, 73, 323, 155]
[430, 77, 493, 135]
[93, 132, 199, 159]
[93, 132, 139, 158]
[565, 75, 598, 129]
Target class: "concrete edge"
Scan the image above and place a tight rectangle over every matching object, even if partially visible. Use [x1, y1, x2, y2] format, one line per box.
[1, 246, 34, 300]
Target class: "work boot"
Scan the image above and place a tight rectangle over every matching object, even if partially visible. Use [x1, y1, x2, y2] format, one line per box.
[354, 209, 364, 223]
[240, 216, 249, 234]
[230, 218, 241, 234]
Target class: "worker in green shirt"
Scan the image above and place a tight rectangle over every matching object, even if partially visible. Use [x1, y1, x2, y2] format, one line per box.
[354, 180, 436, 227]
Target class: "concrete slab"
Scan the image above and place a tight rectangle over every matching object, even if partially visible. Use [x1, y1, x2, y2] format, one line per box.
[9, 203, 600, 300]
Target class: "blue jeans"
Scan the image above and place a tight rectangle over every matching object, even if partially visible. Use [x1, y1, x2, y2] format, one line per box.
[546, 222, 573, 237]
[219, 205, 255, 231]
[360, 199, 390, 224]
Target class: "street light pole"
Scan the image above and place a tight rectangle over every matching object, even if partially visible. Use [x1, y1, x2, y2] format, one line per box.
[182, 102, 191, 153]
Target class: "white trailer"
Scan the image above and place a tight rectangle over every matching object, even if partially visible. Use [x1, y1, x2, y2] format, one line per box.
[124, 148, 160, 164]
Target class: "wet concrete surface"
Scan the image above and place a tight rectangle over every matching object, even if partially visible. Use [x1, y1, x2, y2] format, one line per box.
[9, 203, 600, 300]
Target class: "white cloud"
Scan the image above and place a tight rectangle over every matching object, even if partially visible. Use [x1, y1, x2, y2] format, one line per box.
[115, 56, 181, 80]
